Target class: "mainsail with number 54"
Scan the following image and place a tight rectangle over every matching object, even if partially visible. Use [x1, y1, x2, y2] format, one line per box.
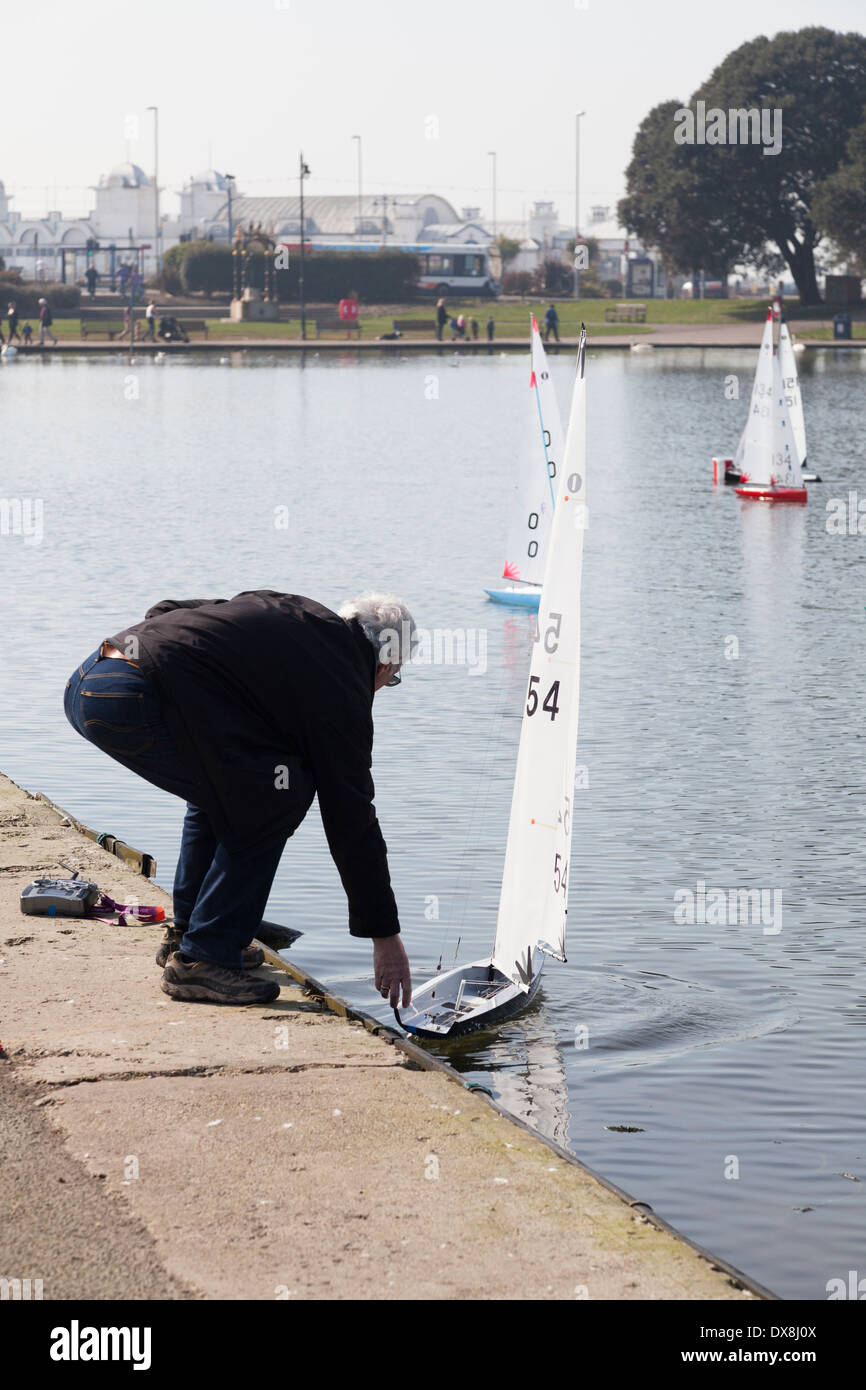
[397, 327, 587, 1038]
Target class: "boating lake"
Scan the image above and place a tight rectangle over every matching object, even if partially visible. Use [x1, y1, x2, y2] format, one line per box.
[2, 345, 865, 1299]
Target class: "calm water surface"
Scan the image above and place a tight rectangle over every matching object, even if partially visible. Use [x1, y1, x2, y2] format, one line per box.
[2, 346, 865, 1298]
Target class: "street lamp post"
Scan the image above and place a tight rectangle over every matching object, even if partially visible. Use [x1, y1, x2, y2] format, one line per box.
[487, 150, 497, 237]
[146, 105, 159, 277]
[574, 110, 585, 299]
[352, 135, 362, 236]
[225, 174, 235, 245]
[299, 152, 311, 340]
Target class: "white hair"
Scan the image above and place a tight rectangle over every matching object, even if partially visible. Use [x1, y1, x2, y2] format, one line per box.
[338, 591, 417, 667]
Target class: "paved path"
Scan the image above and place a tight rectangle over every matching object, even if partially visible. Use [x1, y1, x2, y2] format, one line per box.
[0, 772, 764, 1300]
[4, 319, 859, 356]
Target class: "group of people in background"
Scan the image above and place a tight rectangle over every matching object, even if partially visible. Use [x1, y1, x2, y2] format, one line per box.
[433, 299, 562, 344]
[1, 298, 57, 349]
[84, 262, 144, 301]
[1, 295, 187, 349]
[435, 299, 495, 343]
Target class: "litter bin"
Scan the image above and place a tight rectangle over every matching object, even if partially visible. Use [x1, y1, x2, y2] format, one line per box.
[834, 313, 852, 340]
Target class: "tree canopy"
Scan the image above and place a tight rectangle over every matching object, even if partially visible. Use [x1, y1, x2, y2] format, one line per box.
[812, 112, 866, 270]
[618, 27, 866, 303]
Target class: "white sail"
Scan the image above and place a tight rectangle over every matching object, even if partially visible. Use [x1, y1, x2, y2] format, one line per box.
[492, 329, 587, 986]
[771, 349, 803, 488]
[502, 317, 564, 586]
[778, 320, 807, 467]
[739, 312, 776, 487]
[732, 421, 746, 476]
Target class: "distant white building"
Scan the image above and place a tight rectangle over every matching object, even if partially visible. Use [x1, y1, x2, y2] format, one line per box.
[0, 166, 668, 293]
[92, 162, 156, 247]
[0, 162, 159, 279]
[579, 204, 671, 296]
[0, 177, 96, 279]
[200, 191, 463, 245]
[160, 169, 234, 245]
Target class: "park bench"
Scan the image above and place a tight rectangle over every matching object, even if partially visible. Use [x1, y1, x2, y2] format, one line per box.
[171, 318, 208, 338]
[80, 318, 125, 340]
[604, 303, 647, 323]
[393, 318, 437, 335]
[307, 314, 361, 339]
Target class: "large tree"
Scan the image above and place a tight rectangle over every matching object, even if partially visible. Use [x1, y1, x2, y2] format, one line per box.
[811, 112, 866, 270]
[619, 27, 866, 304]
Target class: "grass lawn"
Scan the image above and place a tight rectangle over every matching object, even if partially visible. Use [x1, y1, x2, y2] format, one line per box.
[40, 293, 863, 344]
[202, 296, 861, 339]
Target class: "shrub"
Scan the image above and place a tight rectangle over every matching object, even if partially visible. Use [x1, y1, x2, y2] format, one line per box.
[158, 243, 186, 295]
[503, 270, 533, 294]
[274, 250, 418, 302]
[157, 242, 421, 303]
[603, 278, 623, 297]
[576, 266, 606, 298]
[540, 257, 574, 294]
[180, 241, 232, 297]
[0, 280, 79, 316]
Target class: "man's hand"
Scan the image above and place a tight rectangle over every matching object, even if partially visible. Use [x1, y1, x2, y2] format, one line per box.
[373, 935, 412, 1009]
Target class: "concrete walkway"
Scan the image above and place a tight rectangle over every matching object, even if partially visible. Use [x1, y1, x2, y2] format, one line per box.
[0, 771, 765, 1300]
[5, 321, 860, 356]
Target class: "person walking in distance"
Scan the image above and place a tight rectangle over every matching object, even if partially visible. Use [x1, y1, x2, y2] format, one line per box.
[145, 299, 157, 342]
[7, 301, 22, 345]
[486, 314, 495, 342]
[543, 303, 560, 344]
[435, 297, 448, 342]
[38, 298, 58, 346]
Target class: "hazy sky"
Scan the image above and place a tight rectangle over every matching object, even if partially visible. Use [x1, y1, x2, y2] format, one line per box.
[4, 0, 864, 224]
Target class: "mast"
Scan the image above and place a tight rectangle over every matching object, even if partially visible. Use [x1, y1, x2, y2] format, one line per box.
[492, 328, 587, 986]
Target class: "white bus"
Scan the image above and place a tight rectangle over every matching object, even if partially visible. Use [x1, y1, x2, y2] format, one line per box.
[300, 239, 502, 298]
[415, 244, 502, 297]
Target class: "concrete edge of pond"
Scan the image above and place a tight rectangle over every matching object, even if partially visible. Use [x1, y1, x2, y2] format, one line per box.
[3, 337, 864, 357]
[257, 943, 778, 1302]
[0, 769, 774, 1301]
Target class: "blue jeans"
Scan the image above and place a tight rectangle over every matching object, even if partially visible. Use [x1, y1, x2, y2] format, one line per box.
[64, 650, 287, 969]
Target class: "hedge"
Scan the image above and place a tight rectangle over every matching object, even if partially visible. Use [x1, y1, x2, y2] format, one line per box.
[0, 276, 80, 317]
[160, 241, 420, 302]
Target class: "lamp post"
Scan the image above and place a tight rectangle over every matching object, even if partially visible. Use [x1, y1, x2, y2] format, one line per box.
[299, 152, 310, 340]
[573, 110, 585, 299]
[351, 135, 362, 236]
[225, 174, 235, 245]
[487, 150, 497, 237]
[146, 105, 159, 277]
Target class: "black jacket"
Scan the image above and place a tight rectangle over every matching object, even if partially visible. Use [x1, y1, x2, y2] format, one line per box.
[109, 591, 399, 938]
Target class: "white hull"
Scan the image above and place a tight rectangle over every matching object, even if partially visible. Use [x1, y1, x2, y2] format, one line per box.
[397, 952, 544, 1039]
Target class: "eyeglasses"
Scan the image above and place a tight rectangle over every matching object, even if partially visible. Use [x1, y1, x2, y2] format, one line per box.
[386, 670, 402, 687]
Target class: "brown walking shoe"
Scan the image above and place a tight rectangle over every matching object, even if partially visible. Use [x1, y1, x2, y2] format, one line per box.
[161, 952, 280, 1005]
[155, 928, 264, 971]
